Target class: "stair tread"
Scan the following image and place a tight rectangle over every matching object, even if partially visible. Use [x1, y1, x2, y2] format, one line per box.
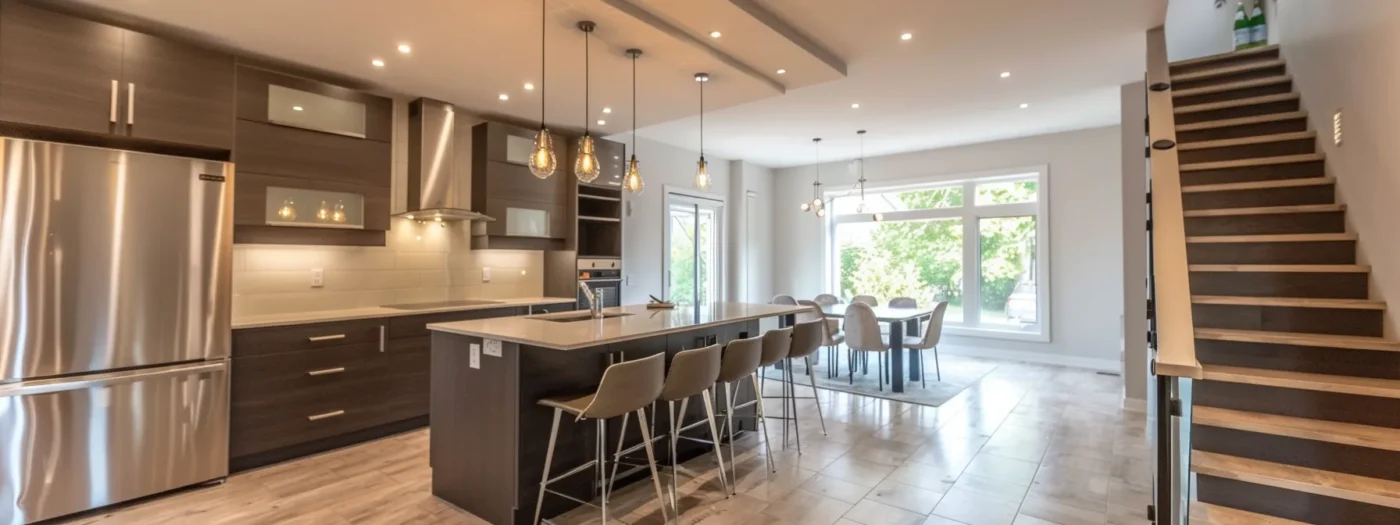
[1175, 93, 1298, 115]
[1177, 111, 1308, 133]
[1186, 233, 1356, 243]
[1194, 406, 1400, 453]
[1180, 154, 1326, 173]
[1192, 295, 1385, 310]
[1184, 203, 1345, 217]
[1172, 58, 1288, 83]
[1178, 131, 1315, 151]
[1189, 264, 1370, 273]
[1191, 450, 1400, 508]
[1189, 501, 1307, 525]
[1196, 327, 1400, 352]
[1182, 176, 1333, 193]
[1174, 75, 1292, 99]
[1201, 364, 1400, 399]
[1171, 44, 1281, 68]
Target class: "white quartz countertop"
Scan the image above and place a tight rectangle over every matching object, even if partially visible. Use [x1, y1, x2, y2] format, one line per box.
[426, 302, 809, 350]
[232, 297, 577, 330]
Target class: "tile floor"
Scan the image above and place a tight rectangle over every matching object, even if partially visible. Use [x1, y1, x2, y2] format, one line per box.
[61, 360, 1151, 525]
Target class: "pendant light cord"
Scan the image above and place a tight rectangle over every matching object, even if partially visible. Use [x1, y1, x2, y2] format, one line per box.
[632, 54, 637, 153]
[699, 81, 704, 156]
[859, 132, 865, 200]
[540, 0, 545, 129]
[584, 29, 590, 135]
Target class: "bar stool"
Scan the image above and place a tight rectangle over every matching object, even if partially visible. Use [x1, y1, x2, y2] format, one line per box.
[533, 353, 668, 525]
[771, 319, 828, 454]
[798, 300, 844, 379]
[717, 330, 785, 491]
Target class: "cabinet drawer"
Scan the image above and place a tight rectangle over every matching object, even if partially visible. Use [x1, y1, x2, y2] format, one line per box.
[232, 318, 384, 357]
[231, 392, 390, 458]
[387, 307, 525, 340]
[384, 348, 430, 419]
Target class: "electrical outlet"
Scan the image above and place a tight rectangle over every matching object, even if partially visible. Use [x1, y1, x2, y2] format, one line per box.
[310, 268, 324, 288]
[482, 267, 492, 283]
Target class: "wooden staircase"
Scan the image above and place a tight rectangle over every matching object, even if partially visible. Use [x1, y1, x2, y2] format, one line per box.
[1168, 45, 1400, 524]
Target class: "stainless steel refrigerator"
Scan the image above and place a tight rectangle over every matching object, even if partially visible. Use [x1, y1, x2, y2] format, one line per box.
[0, 138, 233, 525]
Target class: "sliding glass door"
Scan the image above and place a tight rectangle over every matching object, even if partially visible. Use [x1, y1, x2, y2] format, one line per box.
[665, 192, 724, 305]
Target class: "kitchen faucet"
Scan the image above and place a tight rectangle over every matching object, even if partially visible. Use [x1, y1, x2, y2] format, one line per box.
[578, 281, 603, 319]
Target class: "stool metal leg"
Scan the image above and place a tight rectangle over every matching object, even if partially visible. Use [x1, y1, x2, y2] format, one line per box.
[596, 418, 610, 523]
[606, 411, 629, 498]
[934, 345, 942, 381]
[533, 408, 563, 525]
[785, 359, 802, 455]
[748, 372, 776, 475]
[667, 400, 679, 514]
[699, 389, 731, 495]
[634, 408, 669, 525]
[724, 383, 739, 476]
[804, 355, 827, 436]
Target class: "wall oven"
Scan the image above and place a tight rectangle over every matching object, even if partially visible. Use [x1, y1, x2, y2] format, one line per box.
[578, 259, 622, 308]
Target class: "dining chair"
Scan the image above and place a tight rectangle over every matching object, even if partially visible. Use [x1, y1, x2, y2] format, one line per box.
[770, 295, 798, 305]
[902, 301, 949, 386]
[843, 302, 890, 390]
[798, 300, 843, 378]
[812, 294, 840, 306]
[851, 295, 878, 307]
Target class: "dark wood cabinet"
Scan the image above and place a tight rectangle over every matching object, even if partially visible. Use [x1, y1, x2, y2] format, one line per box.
[471, 122, 573, 250]
[590, 137, 627, 184]
[0, 0, 234, 149]
[120, 31, 234, 149]
[234, 120, 391, 187]
[0, 0, 123, 135]
[235, 65, 392, 143]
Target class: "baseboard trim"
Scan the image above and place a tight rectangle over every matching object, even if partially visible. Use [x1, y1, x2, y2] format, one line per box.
[939, 344, 1120, 372]
[1122, 396, 1148, 413]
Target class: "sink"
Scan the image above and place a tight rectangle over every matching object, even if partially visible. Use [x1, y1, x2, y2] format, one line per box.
[381, 300, 503, 311]
[526, 311, 633, 323]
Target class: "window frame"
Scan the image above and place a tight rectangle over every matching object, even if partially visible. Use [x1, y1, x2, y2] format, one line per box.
[824, 165, 1051, 342]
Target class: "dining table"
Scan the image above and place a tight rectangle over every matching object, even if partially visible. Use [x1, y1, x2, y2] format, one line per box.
[818, 303, 937, 393]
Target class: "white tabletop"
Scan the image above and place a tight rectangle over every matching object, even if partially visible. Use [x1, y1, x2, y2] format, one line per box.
[818, 303, 935, 322]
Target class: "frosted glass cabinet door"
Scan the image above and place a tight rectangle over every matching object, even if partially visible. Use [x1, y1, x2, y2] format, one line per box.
[505, 207, 549, 237]
[267, 85, 367, 138]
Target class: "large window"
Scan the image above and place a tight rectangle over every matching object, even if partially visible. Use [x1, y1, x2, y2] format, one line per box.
[828, 167, 1049, 341]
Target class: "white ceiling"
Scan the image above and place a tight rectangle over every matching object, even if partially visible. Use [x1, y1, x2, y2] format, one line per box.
[65, 0, 1163, 167]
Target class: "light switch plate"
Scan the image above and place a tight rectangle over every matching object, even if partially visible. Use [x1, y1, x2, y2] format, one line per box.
[484, 339, 502, 357]
[482, 267, 492, 283]
[310, 268, 324, 288]
[469, 343, 481, 369]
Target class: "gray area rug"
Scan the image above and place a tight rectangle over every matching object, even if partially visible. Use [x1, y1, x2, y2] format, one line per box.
[762, 351, 999, 407]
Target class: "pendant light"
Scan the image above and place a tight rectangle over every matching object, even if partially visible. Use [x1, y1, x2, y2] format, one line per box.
[573, 21, 601, 183]
[622, 48, 645, 194]
[693, 72, 712, 191]
[800, 138, 825, 217]
[855, 130, 884, 221]
[528, 0, 557, 179]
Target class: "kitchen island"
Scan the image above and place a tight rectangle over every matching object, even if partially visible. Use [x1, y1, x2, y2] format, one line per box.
[426, 302, 806, 525]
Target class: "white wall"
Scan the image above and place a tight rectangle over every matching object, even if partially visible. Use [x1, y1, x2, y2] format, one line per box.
[616, 134, 733, 305]
[729, 160, 776, 303]
[1165, 0, 1278, 61]
[773, 126, 1125, 368]
[1273, 0, 1400, 337]
[1121, 82, 1149, 406]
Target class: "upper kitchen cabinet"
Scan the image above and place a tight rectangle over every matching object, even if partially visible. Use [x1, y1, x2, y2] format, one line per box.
[0, 0, 234, 150]
[585, 137, 626, 188]
[236, 66, 392, 142]
[470, 121, 572, 250]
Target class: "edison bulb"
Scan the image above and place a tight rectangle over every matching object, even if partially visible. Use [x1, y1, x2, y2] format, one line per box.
[529, 129, 557, 179]
[332, 201, 346, 223]
[812, 198, 822, 207]
[316, 201, 330, 221]
[856, 201, 868, 213]
[800, 202, 811, 211]
[694, 157, 711, 190]
[622, 155, 644, 194]
[574, 135, 601, 183]
[277, 199, 297, 221]
[816, 207, 826, 217]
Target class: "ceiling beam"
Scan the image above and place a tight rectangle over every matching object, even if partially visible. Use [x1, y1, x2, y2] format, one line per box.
[728, 0, 846, 76]
[598, 0, 786, 93]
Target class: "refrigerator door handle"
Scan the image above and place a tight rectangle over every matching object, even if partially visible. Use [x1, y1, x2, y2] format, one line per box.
[0, 361, 226, 398]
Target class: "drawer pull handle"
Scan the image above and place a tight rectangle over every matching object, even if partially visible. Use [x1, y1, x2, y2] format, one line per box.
[307, 410, 345, 421]
[306, 367, 346, 377]
[308, 334, 347, 342]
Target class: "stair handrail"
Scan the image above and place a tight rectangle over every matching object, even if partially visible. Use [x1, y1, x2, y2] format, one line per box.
[1146, 26, 1203, 380]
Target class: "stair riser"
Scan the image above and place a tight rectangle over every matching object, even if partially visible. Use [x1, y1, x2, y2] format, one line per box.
[1178, 117, 1308, 143]
[1184, 212, 1345, 236]
[1189, 271, 1368, 299]
[1196, 475, 1400, 525]
[1187, 240, 1356, 265]
[1197, 341, 1399, 378]
[1183, 184, 1334, 211]
[1180, 160, 1325, 186]
[1192, 304, 1382, 336]
[1196, 381, 1400, 428]
[1170, 50, 1281, 76]
[1196, 426, 1400, 482]
[1179, 139, 1315, 164]
[1174, 64, 1289, 92]
[1176, 99, 1301, 125]
[1176, 81, 1294, 108]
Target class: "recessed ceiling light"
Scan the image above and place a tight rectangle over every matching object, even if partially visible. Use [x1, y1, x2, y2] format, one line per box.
[776, 69, 787, 75]
[1020, 103, 1030, 109]
[900, 32, 913, 41]
[292, 106, 304, 111]
[524, 82, 535, 91]
[597, 120, 606, 126]
[397, 44, 412, 54]
[371, 59, 385, 67]
[499, 94, 510, 101]
[851, 103, 860, 109]
[1000, 71, 1011, 78]
[710, 31, 722, 38]
[603, 107, 612, 114]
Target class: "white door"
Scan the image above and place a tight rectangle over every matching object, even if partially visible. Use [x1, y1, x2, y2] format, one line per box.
[664, 192, 724, 305]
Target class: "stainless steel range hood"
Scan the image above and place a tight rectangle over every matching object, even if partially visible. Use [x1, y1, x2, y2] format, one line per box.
[393, 98, 494, 223]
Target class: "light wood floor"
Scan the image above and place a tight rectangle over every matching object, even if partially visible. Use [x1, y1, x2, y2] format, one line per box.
[61, 360, 1150, 525]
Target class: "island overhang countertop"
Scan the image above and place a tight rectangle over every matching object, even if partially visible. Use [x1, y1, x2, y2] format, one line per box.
[426, 302, 809, 350]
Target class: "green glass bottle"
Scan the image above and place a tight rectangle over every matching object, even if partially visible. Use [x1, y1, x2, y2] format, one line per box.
[1234, 1, 1251, 51]
[1250, 1, 1268, 48]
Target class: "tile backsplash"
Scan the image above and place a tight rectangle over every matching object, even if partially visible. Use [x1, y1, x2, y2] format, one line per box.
[232, 222, 544, 317]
